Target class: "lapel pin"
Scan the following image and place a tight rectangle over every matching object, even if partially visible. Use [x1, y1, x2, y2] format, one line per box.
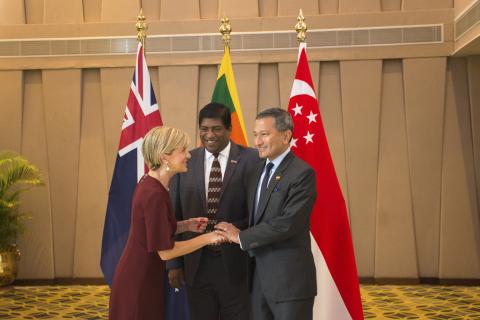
[231, 160, 237, 164]
[275, 176, 281, 180]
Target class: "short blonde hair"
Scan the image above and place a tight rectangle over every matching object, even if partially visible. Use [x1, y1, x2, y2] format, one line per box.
[142, 126, 191, 170]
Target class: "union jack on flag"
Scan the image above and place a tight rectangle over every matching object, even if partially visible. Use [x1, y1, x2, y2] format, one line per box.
[100, 42, 162, 286]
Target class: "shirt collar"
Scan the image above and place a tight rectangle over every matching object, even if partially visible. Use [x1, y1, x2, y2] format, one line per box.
[205, 141, 231, 159]
[266, 147, 291, 170]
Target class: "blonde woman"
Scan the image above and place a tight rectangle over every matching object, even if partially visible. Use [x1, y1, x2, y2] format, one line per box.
[109, 126, 225, 320]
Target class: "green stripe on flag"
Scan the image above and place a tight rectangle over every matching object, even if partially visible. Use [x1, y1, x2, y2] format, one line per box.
[212, 74, 236, 114]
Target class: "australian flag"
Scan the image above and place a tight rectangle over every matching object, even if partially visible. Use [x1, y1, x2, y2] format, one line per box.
[100, 42, 190, 320]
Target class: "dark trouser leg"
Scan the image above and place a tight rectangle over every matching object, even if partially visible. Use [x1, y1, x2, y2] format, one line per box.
[250, 270, 273, 320]
[250, 269, 314, 320]
[268, 298, 314, 320]
[217, 272, 250, 320]
[187, 250, 250, 320]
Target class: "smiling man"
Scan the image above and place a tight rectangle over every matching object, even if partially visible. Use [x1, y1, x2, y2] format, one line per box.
[168, 102, 259, 320]
[216, 108, 317, 320]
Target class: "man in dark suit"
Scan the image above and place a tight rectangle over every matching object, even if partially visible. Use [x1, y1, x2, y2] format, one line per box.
[216, 108, 317, 320]
[167, 102, 259, 320]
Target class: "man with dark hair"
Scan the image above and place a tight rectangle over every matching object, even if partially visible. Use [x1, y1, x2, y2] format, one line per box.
[198, 102, 231, 129]
[217, 108, 317, 320]
[168, 102, 259, 320]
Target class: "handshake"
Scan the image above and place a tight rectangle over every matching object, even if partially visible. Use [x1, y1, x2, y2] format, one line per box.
[183, 217, 241, 245]
[168, 218, 241, 289]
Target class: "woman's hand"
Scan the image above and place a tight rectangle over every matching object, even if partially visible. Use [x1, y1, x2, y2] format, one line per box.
[186, 217, 208, 233]
[207, 230, 227, 245]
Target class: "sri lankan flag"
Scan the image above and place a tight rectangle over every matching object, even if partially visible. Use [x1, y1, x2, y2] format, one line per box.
[211, 47, 249, 146]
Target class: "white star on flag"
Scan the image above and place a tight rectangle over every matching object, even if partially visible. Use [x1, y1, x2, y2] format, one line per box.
[292, 103, 303, 116]
[290, 137, 298, 148]
[304, 131, 314, 144]
[307, 111, 318, 124]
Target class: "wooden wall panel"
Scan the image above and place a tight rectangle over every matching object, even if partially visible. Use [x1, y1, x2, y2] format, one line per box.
[198, 65, 218, 110]
[403, 57, 446, 277]
[468, 57, 480, 217]
[402, 0, 453, 10]
[277, 0, 319, 16]
[142, 0, 161, 20]
[259, 0, 278, 17]
[0, 71, 22, 152]
[200, 0, 218, 19]
[158, 66, 199, 146]
[149, 66, 160, 103]
[18, 71, 54, 279]
[340, 60, 382, 277]
[318, 62, 349, 214]
[197, 65, 218, 145]
[310, 62, 320, 99]
[73, 69, 107, 277]
[0, 0, 25, 24]
[233, 64, 259, 145]
[101, 0, 140, 21]
[258, 64, 280, 111]
[24, 0, 44, 24]
[218, 0, 259, 18]
[320, 0, 339, 14]
[339, 0, 381, 13]
[455, 0, 475, 17]
[440, 58, 480, 278]
[42, 69, 82, 277]
[82, 0, 102, 22]
[44, 0, 84, 23]
[381, 0, 401, 11]
[278, 63, 296, 110]
[100, 68, 133, 183]
[161, 0, 200, 20]
[375, 60, 418, 278]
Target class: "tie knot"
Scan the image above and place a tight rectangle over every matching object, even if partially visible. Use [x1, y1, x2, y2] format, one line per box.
[265, 162, 274, 173]
[213, 153, 220, 159]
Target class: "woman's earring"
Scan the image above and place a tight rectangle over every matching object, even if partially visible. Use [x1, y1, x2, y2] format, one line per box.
[165, 162, 170, 172]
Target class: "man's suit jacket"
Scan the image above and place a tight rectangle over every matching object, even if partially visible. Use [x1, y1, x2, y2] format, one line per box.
[168, 142, 259, 286]
[239, 151, 317, 302]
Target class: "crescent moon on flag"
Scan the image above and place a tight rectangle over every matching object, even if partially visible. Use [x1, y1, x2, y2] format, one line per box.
[290, 79, 316, 99]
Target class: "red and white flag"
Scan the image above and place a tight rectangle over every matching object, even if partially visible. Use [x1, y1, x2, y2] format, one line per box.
[288, 42, 364, 320]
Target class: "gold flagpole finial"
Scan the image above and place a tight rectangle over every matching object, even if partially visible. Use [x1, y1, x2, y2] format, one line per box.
[295, 9, 307, 43]
[136, 9, 148, 48]
[220, 16, 232, 48]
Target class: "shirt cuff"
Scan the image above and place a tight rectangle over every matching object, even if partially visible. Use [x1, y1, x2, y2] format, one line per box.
[238, 234, 244, 250]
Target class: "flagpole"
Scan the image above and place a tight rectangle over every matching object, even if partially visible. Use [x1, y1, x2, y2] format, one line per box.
[219, 16, 232, 53]
[136, 8, 147, 50]
[212, 15, 249, 146]
[295, 9, 307, 43]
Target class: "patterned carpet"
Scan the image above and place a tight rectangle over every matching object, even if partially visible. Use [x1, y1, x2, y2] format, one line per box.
[0, 284, 479, 319]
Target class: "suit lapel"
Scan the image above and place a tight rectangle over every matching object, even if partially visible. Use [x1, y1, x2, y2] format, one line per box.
[254, 152, 294, 225]
[249, 161, 265, 226]
[220, 143, 240, 201]
[194, 148, 208, 214]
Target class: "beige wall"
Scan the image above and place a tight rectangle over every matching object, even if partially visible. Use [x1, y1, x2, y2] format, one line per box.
[455, 0, 475, 17]
[0, 0, 479, 281]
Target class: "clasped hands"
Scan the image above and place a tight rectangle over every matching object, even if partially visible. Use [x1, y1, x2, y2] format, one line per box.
[214, 222, 240, 244]
[184, 217, 240, 245]
[202, 220, 240, 245]
[169, 219, 240, 289]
